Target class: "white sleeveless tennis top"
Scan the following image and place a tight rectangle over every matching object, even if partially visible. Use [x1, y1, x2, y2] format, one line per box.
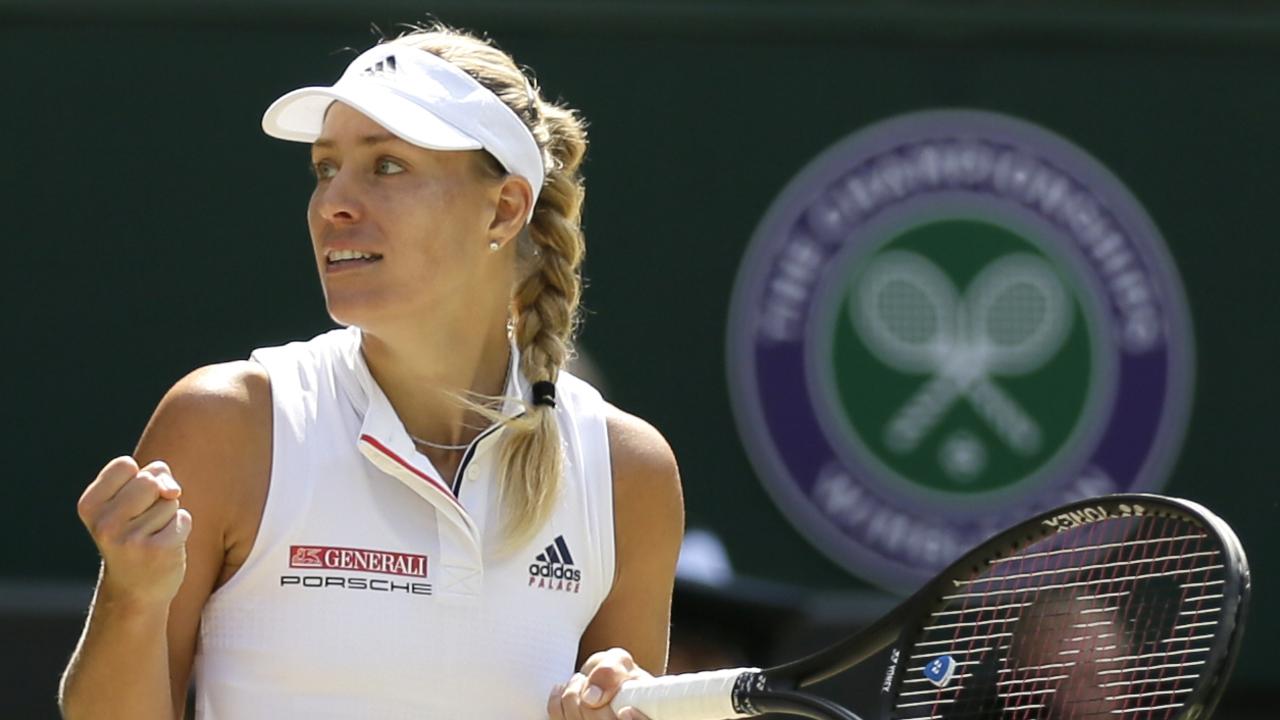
[193, 327, 616, 719]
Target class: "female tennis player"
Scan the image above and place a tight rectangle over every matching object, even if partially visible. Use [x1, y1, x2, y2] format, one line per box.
[59, 23, 682, 720]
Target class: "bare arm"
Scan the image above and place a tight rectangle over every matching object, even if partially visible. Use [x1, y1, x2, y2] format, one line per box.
[59, 362, 271, 720]
[577, 407, 685, 673]
[549, 406, 684, 720]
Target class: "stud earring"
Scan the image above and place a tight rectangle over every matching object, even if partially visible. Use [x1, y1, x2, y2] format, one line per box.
[489, 241, 501, 252]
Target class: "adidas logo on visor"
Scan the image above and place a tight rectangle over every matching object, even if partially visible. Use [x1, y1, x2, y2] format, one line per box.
[360, 55, 398, 77]
[528, 534, 582, 593]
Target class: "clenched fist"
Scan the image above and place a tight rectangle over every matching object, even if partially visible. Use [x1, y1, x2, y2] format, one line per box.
[77, 456, 193, 606]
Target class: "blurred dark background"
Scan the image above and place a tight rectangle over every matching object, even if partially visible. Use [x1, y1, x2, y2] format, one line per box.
[3, 0, 1277, 716]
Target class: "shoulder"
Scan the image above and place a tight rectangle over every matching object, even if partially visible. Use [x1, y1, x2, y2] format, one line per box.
[145, 361, 272, 440]
[602, 405, 681, 496]
[135, 361, 273, 527]
[602, 404, 684, 549]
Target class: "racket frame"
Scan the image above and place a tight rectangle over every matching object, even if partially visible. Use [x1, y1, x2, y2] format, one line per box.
[736, 494, 1250, 720]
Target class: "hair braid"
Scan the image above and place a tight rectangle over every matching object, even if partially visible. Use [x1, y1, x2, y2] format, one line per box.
[391, 24, 588, 549]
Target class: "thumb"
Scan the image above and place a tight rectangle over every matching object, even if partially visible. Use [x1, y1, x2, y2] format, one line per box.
[156, 508, 194, 546]
[175, 508, 193, 539]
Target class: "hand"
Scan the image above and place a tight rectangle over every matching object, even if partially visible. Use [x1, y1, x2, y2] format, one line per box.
[77, 456, 192, 607]
[548, 648, 653, 720]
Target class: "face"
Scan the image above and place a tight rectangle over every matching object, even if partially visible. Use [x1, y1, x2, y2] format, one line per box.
[307, 102, 523, 331]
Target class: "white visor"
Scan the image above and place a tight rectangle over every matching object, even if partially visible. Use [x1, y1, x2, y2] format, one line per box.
[263, 43, 544, 222]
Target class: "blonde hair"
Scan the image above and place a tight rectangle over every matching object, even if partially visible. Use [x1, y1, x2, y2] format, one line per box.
[387, 24, 587, 549]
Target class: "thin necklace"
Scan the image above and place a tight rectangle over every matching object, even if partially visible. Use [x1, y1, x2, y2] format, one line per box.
[410, 435, 471, 452]
[409, 353, 512, 453]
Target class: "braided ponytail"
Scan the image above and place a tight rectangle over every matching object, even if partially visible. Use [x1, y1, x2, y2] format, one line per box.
[391, 25, 587, 549]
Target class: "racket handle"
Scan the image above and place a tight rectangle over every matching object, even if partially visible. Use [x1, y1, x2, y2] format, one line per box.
[611, 668, 759, 720]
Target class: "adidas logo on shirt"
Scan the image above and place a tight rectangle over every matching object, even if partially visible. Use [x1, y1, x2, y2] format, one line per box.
[360, 55, 398, 78]
[528, 535, 582, 593]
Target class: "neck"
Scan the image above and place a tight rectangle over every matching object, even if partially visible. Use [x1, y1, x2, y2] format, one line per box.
[359, 312, 512, 448]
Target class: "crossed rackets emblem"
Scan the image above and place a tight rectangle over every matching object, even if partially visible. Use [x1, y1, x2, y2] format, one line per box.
[852, 251, 1073, 460]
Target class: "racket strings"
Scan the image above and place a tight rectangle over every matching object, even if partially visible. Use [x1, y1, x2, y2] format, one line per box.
[1008, 511, 1113, 720]
[1108, 518, 1217, 719]
[891, 514, 1226, 720]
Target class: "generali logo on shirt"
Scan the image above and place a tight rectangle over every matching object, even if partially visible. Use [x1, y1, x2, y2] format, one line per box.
[289, 545, 428, 578]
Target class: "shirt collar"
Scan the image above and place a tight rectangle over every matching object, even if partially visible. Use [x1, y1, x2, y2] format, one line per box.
[333, 325, 526, 463]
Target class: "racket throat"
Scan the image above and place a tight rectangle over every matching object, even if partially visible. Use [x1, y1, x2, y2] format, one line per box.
[732, 670, 772, 715]
[744, 688, 867, 720]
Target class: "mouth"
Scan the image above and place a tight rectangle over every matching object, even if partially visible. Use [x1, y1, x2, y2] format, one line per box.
[324, 249, 384, 271]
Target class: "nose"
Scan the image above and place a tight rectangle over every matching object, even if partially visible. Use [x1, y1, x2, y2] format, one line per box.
[312, 168, 363, 225]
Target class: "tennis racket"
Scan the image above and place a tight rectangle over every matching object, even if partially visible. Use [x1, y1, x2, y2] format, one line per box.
[614, 494, 1250, 720]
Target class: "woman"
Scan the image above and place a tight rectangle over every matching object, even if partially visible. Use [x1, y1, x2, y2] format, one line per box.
[59, 23, 683, 720]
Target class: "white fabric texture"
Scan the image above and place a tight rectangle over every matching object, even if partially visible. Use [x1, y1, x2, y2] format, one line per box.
[193, 327, 615, 719]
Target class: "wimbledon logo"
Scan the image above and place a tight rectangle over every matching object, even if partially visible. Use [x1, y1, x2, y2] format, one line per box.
[726, 110, 1194, 592]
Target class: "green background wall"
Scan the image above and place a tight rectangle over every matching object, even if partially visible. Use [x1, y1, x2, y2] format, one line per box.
[4, 0, 1276, 698]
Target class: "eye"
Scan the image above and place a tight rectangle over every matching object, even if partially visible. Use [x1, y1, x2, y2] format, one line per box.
[376, 157, 406, 175]
[310, 159, 337, 181]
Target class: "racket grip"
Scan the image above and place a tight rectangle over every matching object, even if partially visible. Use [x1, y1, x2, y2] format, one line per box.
[611, 668, 759, 720]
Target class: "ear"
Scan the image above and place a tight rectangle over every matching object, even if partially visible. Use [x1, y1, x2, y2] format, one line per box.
[487, 175, 535, 249]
